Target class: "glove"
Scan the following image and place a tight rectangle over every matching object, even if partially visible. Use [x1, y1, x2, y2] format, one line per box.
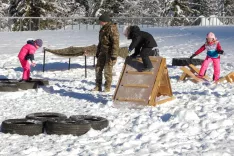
[111, 57, 117, 65]
[190, 54, 196, 59]
[31, 61, 36, 67]
[128, 48, 132, 54]
[217, 50, 224, 54]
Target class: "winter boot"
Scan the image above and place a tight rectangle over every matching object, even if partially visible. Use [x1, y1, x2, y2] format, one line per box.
[141, 67, 154, 72]
[91, 85, 102, 92]
[103, 88, 110, 92]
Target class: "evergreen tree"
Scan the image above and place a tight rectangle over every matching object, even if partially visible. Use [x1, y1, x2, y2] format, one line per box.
[165, 0, 200, 26]
[225, 0, 234, 16]
[9, 0, 55, 31]
[0, 0, 10, 29]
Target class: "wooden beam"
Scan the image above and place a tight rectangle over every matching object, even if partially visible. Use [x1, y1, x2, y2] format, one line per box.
[126, 71, 154, 75]
[156, 96, 175, 106]
[116, 98, 146, 102]
[180, 67, 203, 82]
[121, 84, 149, 88]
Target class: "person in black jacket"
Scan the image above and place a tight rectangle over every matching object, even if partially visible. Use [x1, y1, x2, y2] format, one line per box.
[123, 25, 159, 72]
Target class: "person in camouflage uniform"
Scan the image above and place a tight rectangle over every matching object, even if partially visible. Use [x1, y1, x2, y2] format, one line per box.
[92, 13, 119, 92]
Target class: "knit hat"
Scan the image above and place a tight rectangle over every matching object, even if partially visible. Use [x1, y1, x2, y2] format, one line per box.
[206, 32, 216, 40]
[35, 39, 43, 47]
[99, 13, 111, 22]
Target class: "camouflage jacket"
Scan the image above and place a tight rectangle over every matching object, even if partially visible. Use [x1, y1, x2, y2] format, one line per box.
[97, 22, 119, 58]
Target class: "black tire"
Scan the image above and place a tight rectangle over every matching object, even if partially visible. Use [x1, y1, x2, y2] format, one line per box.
[172, 58, 204, 66]
[1, 119, 43, 136]
[45, 119, 91, 136]
[26, 112, 67, 122]
[70, 115, 109, 130]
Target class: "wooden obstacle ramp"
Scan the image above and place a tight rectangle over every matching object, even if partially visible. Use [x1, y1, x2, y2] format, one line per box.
[113, 56, 174, 108]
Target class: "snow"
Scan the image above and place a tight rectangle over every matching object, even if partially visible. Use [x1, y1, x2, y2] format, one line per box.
[1, 25, 234, 155]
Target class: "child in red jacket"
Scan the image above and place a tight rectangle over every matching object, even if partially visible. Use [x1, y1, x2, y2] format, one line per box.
[18, 39, 43, 82]
[190, 32, 224, 81]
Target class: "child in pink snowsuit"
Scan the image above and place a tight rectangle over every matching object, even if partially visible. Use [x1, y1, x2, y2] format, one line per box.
[190, 32, 224, 81]
[18, 39, 43, 81]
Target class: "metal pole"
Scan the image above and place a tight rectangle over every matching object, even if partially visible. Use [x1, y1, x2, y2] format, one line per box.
[38, 18, 40, 30]
[68, 58, 71, 70]
[93, 56, 95, 67]
[20, 18, 22, 31]
[43, 48, 46, 72]
[29, 18, 32, 31]
[85, 56, 87, 78]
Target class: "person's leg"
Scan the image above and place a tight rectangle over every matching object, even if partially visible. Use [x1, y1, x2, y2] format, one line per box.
[212, 57, 220, 81]
[199, 56, 212, 76]
[140, 48, 153, 69]
[93, 53, 106, 91]
[19, 59, 30, 80]
[104, 57, 115, 92]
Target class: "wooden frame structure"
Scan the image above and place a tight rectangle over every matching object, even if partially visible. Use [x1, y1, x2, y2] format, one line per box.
[179, 64, 211, 83]
[113, 56, 174, 107]
[42, 48, 95, 78]
[216, 72, 234, 83]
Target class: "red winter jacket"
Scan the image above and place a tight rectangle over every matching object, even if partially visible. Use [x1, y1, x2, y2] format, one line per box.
[18, 43, 37, 61]
[194, 41, 222, 56]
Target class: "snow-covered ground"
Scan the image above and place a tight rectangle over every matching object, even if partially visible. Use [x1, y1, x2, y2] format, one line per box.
[1, 25, 234, 156]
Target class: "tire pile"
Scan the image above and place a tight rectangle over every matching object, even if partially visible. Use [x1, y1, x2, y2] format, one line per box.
[1, 112, 109, 136]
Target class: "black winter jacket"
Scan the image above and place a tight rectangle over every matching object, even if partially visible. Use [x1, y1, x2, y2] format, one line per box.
[128, 26, 157, 56]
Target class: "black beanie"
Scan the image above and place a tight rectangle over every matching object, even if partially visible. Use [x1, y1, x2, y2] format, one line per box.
[99, 14, 111, 22]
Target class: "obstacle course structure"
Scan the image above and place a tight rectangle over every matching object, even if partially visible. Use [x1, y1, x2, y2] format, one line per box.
[113, 56, 174, 107]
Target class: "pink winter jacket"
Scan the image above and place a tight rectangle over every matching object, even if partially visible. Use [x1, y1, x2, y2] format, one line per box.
[18, 43, 37, 60]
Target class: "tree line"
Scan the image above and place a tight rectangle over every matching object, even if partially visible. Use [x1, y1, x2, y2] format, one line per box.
[0, 0, 234, 30]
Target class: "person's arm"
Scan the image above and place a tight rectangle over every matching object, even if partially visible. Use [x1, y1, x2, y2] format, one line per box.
[194, 44, 206, 55]
[129, 36, 141, 51]
[216, 42, 224, 54]
[131, 45, 141, 57]
[96, 42, 101, 58]
[110, 24, 119, 59]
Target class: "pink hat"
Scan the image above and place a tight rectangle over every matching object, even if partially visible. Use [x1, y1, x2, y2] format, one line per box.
[206, 32, 216, 40]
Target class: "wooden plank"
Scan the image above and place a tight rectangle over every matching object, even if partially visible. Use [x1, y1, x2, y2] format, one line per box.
[180, 67, 203, 83]
[188, 64, 211, 81]
[179, 72, 188, 81]
[156, 96, 175, 105]
[216, 72, 234, 83]
[121, 84, 149, 88]
[149, 58, 165, 106]
[116, 98, 146, 102]
[134, 57, 160, 63]
[126, 71, 154, 75]
[113, 59, 128, 100]
[226, 75, 232, 83]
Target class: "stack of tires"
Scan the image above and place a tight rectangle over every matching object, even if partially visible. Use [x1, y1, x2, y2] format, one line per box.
[1, 112, 109, 136]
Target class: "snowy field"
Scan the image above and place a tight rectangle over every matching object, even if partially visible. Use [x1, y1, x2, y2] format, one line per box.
[1, 25, 234, 156]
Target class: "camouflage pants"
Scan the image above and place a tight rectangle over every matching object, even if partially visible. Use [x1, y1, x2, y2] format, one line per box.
[95, 52, 115, 89]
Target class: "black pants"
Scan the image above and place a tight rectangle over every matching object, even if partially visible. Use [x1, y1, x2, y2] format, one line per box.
[140, 47, 155, 69]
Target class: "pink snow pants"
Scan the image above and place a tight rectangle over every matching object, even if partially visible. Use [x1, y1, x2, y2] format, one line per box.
[19, 58, 30, 80]
[199, 56, 220, 81]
